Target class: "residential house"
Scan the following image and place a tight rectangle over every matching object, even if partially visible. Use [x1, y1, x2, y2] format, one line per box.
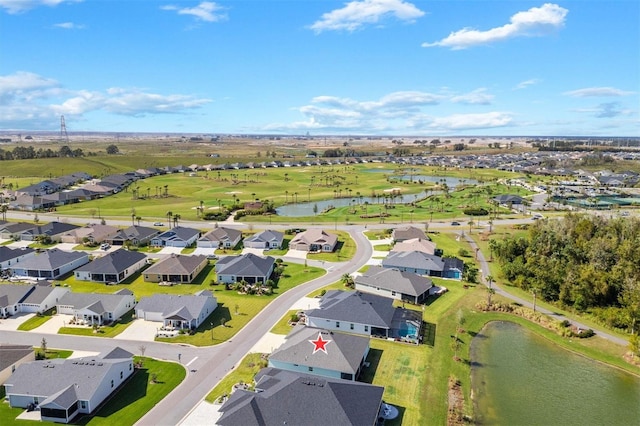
[74, 249, 147, 284]
[391, 225, 429, 242]
[16, 222, 81, 242]
[216, 367, 384, 426]
[0, 344, 34, 385]
[392, 237, 438, 256]
[0, 284, 69, 317]
[355, 266, 433, 304]
[243, 230, 284, 249]
[0, 222, 38, 240]
[135, 290, 217, 330]
[268, 325, 370, 381]
[106, 225, 160, 247]
[60, 224, 120, 245]
[305, 291, 395, 338]
[10, 249, 90, 280]
[4, 347, 134, 424]
[382, 251, 464, 279]
[143, 254, 208, 283]
[493, 194, 525, 205]
[197, 227, 242, 249]
[151, 226, 201, 248]
[215, 253, 275, 284]
[0, 246, 36, 270]
[57, 289, 136, 325]
[289, 229, 337, 252]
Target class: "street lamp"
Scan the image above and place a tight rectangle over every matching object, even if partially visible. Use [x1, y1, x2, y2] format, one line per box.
[210, 322, 214, 341]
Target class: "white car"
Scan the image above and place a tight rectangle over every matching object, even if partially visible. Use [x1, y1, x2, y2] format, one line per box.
[153, 222, 164, 226]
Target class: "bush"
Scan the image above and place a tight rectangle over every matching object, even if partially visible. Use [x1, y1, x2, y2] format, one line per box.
[463, 208, 489, 216]
[577, 328, 595, 338]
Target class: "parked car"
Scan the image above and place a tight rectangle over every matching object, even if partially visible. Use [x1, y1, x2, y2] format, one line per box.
[451, 221, 461, 226]
[153, 222, 164, 226]
[100, 243, 110, 250]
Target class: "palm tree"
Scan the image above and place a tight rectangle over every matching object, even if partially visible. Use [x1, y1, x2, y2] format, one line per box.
[486, 275, 494, 289]
[166, 211, 173, 228]
[486, 287, 496, 306]
[131, 213, 136, 225]
[136, 216, 142, 226]
[173, 213, 180, 228]
[341, 273, 354, 288]
[0, 205, 7, 221]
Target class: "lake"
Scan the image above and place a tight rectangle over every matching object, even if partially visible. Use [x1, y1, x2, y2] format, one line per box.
[471, 321, 640, 425]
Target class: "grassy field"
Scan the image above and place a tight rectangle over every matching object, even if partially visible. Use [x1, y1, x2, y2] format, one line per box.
[0, 357, 184, 426]
[205, 353, 269, 403]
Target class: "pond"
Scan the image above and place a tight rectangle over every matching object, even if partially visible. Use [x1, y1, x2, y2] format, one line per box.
[471, 321, 640, 425]
[275, 175, 474, 217]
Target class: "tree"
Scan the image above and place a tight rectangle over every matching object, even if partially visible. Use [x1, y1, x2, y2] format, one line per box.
[173, 213, 181, 228]
[620, 278, 640, 334]
[166, 211, 173, 228]
[486, 287, 496, 306]
[106, 144, 119, 155]
[341, 273, 354, 288]
[629, 334, 640, 360]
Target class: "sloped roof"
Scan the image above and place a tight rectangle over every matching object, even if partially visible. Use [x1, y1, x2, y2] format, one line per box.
[290, 229, 337, 247]
[11, 248, 88, 271]
[215, 253, 275, 277]
[136, 292, 216, 321]
[392, 237, 437, 255]
[392, 225, 429, 242]
[154, 226, 200, 242]
[199, 227, 242, 243]
[57, 291, 133, 313]
[145, 254, 207, 275]
[356, 265, 432, 297]
[0, 284, 35, 306]
[0, 344, 33, 371]
[0, 246, 35, 263]
[269, 326, 369, 375]
[382, 250, 445, 272]
[243, 230, 284, 246]
[218, 367, 384, 426]
[74, 248, 146, 275]
[305, 290, 395, 329]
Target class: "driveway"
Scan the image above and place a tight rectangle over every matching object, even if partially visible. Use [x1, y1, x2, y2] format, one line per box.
[116, 319, 160, 341]
[56, 243, 79, 251]
[241, 247, 264, 256]
[158, 246, 185, 255]
[31, 314, 73, 334]
[0, 313, 34, 330]
[284, 249, 307, 259]
[7, 240, 31, 248]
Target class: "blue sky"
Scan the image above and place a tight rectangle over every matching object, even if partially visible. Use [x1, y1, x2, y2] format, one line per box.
[0, 0, 638, 136]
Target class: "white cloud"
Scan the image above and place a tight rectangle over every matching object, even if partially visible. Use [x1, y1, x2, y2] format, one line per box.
[427, 112, 513, 130]
[451, 88, 494, 105]
[53, 22, 85, 29]
[573, 102, 635, 119]
[0, 71, 212, 129]
[0, 0, 81, 14]
[161, 1, 227, 22]
[564, 87, 635, 97]
[310, 0, 424, 33]
[515, 79, 541, 89]
[423, 3, 568, 49]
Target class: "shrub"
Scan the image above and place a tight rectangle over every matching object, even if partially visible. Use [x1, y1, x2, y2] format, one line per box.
[463, 208, 489, 216]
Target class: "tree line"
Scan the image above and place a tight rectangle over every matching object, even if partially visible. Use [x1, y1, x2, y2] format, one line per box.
[490, 213, 640, 333]
[0, 145, 92, 160]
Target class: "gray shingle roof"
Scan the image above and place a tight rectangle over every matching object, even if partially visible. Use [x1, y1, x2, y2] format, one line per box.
[0, 344, 33, 371]
[215, 253, 275, 277]
[392, 225, 429, 242]
[11, 248, 88, 271]
[305, 290, 395, 329]
[218, 368, 384, 426]
[357, 265, 432, 297]
[136, 292, 215, 321]
[269, 326, 369, 375]
[0, 246, 35, 263]
[199, 227, 241, 243]
[244, 230, 283, 246]
[74, 248, 146, 274]
[382, 250, 445, 272]
[0, 284, 35, 306]
[57, 292, 132, 313]
[145, 254, 207, 275]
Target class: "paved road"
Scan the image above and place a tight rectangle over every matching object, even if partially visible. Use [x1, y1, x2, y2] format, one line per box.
[0, 227, 373, 426]
[463, 233, 628, 346]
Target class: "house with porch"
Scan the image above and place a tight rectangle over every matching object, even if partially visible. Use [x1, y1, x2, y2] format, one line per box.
[0, 345, 34, 385]
[391, 225, 429, 242]
[134, 290, 217, 330]
[106, 225, 160, 247]
[392, 237, 438, 256]
[289, 229, 337, 252]
[197, 227, 242, 249]
[15, 222, 81, 242]
[56, 289, 135, 326]
[268, 325, 370, 381]
[382, 250, 464, 280]
[74, 249, 147, 284]
[143, 254, 207, 284]
[0, 284, 69, 318]
[0, 246, 36, 271]
[3, 347, 134, 424]
[304, 291, 395, 338]
[355, 265, 433, 304]
[216, 367, 384, 426]
[150, 226, 201, 248]
[215, 253, 275, 284]
[243, 230, 284, 249]
[10, 249, 89, 280]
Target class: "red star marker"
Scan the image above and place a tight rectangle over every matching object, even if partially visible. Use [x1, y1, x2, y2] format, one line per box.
[309, 332, 331, 354]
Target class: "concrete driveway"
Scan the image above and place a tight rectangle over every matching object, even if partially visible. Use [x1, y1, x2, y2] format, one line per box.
[159, 246, 184, 255]
[116, 319, 159, 341]
[284, 249, 307, 259]
[0, 313, 34, 330]
[31, 314, 73, 334]
[241, 247, 264, 256]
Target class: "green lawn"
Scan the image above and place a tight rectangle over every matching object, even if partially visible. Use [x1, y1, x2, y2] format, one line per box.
[17, 314, 52, 331]
[205, 353, 269, 403]
[58, 311, 135, 338]
[0, 357, 184, 426]
[306, 230, 356, 262]
[270, 309, 299, 335]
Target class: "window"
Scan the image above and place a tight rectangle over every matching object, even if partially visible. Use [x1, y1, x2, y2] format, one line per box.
[364, 325, 369, 332]
[120, 371, 123, 379]
[391, 291, 396, 296]
[129, 363, 132, 370]
[80, 401, 87, 410]
[111, 380, 114, 388]
[350, 323, 354, 330]
[336, 321, 340, 328]
[308, 367, 313, 372]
